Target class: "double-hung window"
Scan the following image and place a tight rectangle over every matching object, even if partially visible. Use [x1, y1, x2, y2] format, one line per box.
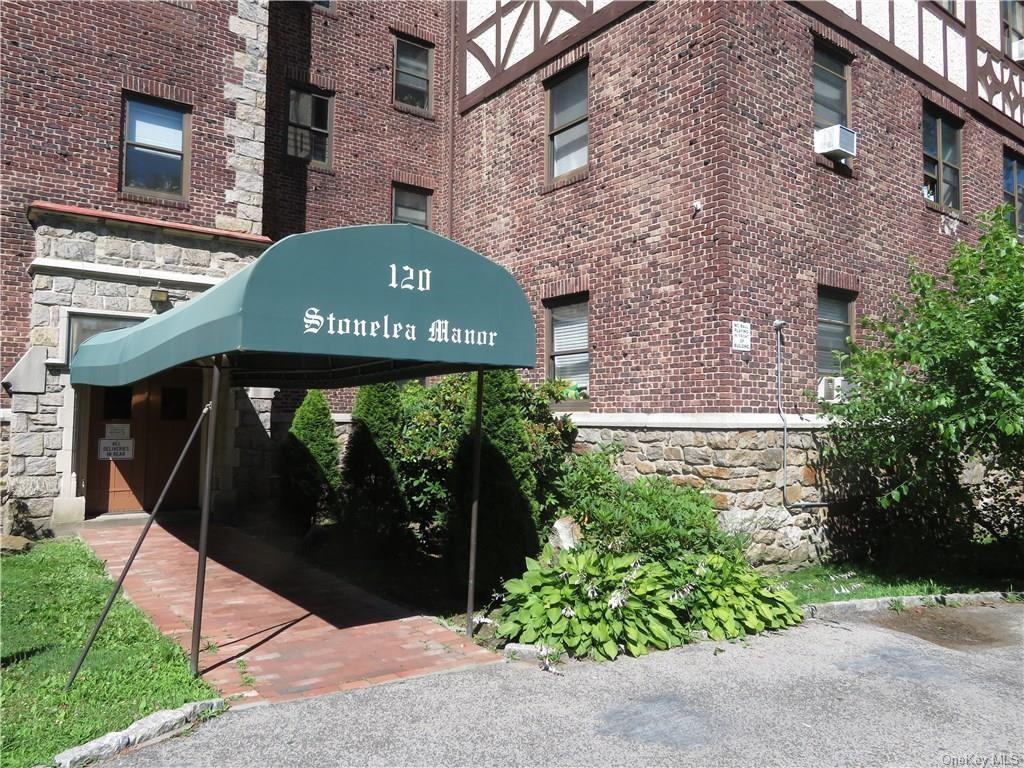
[287, 86, 332, 168]
[817, 289, 853, 376]
[546, 296, 590, 401]
[922, 106, 961, 211]
[546, 65, 589, 181]
[122, 96, 190, 199]
[1004, 151, 1024, 236]
[1002, 1, 1024, 57]
[813, 44, 850, 131]
[392, 183, 431, 228]
[394, 37, 432, 113]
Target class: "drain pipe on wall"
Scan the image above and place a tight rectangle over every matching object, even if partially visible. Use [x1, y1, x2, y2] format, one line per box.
[774, 319, 830, 511]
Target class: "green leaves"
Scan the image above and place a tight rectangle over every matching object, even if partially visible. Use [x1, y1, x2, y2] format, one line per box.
[822, 206, 1024, 543]
[496, 545, 801, 663]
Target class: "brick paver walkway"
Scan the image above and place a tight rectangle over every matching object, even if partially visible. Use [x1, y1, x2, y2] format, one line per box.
[79, 521, 497, 704]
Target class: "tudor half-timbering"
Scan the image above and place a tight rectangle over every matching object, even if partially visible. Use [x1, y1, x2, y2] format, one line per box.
[3, 1, 1023, 566]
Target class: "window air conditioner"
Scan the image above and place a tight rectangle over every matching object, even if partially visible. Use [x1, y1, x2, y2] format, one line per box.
[1012, 39, 1024, 62]
[813, 125, 857, 161]
[818, 376, 847, 403]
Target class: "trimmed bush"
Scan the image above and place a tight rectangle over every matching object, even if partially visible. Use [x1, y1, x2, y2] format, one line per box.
[341, 382, 409, 551]
[281, 389, 341, 530]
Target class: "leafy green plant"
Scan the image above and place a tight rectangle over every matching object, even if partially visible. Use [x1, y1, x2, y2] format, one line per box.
[560, 445, 734, 561]
[496, 546, 690, 660]
[823, 208, 1024, 552]
[887, 597, 906, 614]
[281, 389, 341, 530]
[672, 553, 803, 641]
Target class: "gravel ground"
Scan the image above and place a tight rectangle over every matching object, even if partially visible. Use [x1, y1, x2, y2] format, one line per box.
[108, 603, 1023, 768]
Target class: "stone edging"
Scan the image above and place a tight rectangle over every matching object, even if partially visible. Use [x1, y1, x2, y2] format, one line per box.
[801, 591, 1014, 621]
[501, 592, 1019, 660]
[52, 698, 224, 768]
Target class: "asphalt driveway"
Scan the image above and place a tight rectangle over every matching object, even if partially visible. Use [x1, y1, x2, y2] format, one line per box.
[109, 603, 1023, 767]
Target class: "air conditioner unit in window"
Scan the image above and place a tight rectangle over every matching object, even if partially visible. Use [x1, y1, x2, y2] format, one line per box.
[1012, 39, 1024, 61]
[818, 376, 847, 403]
[813, 125, 857, 161]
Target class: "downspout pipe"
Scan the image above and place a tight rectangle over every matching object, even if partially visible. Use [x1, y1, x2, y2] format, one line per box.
[774, 319, 829, 511]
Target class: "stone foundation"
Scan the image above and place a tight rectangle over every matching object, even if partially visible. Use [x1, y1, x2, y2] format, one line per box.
[574, 423, 827, 569]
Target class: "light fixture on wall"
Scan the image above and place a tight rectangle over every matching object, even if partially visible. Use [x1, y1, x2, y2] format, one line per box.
[150, 285, 170, 311]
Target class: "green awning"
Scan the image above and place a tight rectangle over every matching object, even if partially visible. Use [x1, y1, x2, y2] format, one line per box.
[70, 225, 536, 388]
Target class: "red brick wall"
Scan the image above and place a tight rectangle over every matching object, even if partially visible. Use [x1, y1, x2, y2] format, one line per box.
[452, 0, 1024, 414]
[262, 1, 452, 412]
[263, 1, 452, 240]
[1, 0, 242, 380]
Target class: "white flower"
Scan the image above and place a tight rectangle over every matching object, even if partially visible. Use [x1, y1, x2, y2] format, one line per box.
[587, 583, 599, 599]
[608, 588, 629, 610]
[561, 606, 575, 618]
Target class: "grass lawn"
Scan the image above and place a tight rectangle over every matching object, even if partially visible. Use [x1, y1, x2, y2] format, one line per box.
[779, 562, 1020, 606]
[1, 539, 215, 768]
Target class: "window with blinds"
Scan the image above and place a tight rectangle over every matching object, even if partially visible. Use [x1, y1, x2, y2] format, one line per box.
[392, 183, 431, 228]
[547, 298, 589, 400]
[817, 288, 853, 376]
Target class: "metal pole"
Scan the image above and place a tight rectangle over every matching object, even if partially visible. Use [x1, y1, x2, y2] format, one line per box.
[465, 368, 485, 639]
[190, 362, 221, 675]
[66, 398, 211, 691]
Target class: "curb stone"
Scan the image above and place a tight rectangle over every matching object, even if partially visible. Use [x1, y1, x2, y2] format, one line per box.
[501, 592, 1020, 660]
[52, 698, 224, 768]
[802, 591, 1016, 621]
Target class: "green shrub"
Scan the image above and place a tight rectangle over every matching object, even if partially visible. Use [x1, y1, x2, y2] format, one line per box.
[671, 553, 803, 641]
[496, 545, 690, 660]
[823, 208, 1024, 556]
[281, 389, 341, 530]
[561, 445, 732, 561]
[341, 382, 409, 550]
[496, 547, 803, 660]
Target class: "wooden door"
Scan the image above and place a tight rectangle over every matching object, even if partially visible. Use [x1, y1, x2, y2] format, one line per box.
[85, 382, 148, 514]
[85, 368, 203, 515]
[143, 368, 202, 510]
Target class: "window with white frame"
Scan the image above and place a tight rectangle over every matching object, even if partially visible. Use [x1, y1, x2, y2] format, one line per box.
[546, 64, 589, 181]
[546, 296, 589, 401]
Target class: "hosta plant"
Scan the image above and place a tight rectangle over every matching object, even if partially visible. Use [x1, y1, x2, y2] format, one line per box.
[496, 545, 691, 660]
[671, 553, 803, 641]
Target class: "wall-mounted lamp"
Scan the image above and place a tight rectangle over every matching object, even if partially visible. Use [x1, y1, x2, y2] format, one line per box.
[150, 287, 169, 304]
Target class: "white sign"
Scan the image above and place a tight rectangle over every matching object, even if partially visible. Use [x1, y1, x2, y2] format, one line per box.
[105, 423, 130, 439]
[731, 321, 752, 352]
[98, 438, 135, 461]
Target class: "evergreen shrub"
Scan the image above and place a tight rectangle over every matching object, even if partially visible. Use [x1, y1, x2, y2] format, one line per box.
[281, 389, 341, 531]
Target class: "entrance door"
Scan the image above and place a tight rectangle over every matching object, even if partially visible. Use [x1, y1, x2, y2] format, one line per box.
[85, 368, 203, 515]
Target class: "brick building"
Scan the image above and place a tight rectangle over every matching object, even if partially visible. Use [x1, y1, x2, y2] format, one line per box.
[3, 0, 1023, 565]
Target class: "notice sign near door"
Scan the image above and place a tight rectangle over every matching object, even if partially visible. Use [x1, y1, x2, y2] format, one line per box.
[98, 438, 135, 461]
[105, 423, 130, 439]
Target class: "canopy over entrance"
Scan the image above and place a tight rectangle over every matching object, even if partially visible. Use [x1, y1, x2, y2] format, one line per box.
[70, 224, 536, 388]
[65, 225, 537, 689]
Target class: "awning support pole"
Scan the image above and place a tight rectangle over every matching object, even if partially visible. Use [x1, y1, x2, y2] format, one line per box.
[65, 397, 212, 692]
[190, 362, 221, 676]
[465, 368, 485, 639]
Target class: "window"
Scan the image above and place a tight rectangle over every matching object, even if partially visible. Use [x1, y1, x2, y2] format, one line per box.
[103, 387, 134, 421]
[160, 387, 188, 421]
[546, 296, 589, 401]
[813, 44, 850, 130]
[122, 96, 189, 199]
[1004, 151, 1024, 236]
[546, 65, 589, 181]
[922, 106, 961, 211]
[392, 183, 431, 228]
[287, 87, 332, 168]
[69, 315, 143, 360]
[935, 0, 957, 17]
[817, 289, 853, 376]
[1002, 1, 1024, 56]
[394, 37, 432, 112]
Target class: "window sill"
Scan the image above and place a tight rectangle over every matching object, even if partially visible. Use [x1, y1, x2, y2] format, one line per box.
[118, 191, 190, 210]
[553, 400, 590, 412]
[923, 199, 965, 221]
[284, 156, 335, 175]
[541, 167, 590, 195]
[311, 3, 339, 18]
[814, 153, 857, 178]
[393, 101, 435, 121]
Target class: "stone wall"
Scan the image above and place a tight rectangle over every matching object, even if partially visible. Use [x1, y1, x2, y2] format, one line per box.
[574, 426, 827, 570]
[2, 215, 265, 533]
